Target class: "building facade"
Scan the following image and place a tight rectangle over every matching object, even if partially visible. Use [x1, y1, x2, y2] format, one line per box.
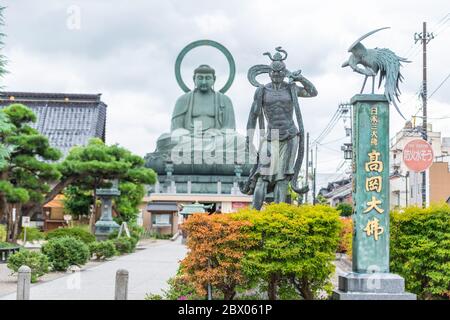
[390, 122, 450, 208]
[0, 91, 107, 229]
[0, 91, 107, 157]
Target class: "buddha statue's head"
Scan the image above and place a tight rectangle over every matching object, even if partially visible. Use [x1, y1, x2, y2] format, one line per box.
[193, 64, 216, 93]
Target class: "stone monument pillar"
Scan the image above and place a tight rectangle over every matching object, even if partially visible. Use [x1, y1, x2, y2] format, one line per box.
[332, 95, 415, 300]
[94, 180, 120, 241]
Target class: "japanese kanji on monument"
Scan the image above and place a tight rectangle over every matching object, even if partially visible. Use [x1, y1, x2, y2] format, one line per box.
[333, 27, 416, 300]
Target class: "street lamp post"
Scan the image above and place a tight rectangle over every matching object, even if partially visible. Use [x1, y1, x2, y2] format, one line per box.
[405, 171, 409, 207]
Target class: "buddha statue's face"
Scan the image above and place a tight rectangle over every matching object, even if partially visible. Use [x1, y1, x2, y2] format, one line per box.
[194, 72, 215, 93]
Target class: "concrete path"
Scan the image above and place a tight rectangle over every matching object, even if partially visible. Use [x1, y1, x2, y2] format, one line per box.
[0, 238, 187, 300]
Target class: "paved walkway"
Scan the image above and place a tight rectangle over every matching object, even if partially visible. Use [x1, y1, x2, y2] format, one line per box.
[0, 238, 187, 300]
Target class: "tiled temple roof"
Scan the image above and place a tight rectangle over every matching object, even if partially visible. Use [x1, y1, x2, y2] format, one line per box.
[0, 91, 107, 159]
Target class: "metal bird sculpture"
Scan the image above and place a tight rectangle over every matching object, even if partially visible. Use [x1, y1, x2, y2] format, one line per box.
[342, 27, 410, 119]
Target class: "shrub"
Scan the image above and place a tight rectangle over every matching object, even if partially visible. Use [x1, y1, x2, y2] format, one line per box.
[7, 249, 49, 282]
[113, 236, 137, 254]
[145, 293, 163, 300]
[336, 203, 353, 217]
[128, 224, 144, 240]
[89, 240, 117, 260]
[46, 227, 95, 244]
[0, 241, 17, 249]
[233, 203, 342, 300]
[145, 267, 203, 300]
[19, 227, 45, 242]
[0, 224, 6, 242]
[390, 204, 450, 300]
[337, 217, 353, 257]
[148, 232, 172, 240]
[180, 214, 255, 300]
[108, 223, 143, 242]
[41, 236, 90, 271]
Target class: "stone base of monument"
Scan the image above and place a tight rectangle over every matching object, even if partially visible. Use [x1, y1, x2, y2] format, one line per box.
[332, 272, 416, 300]
[94, 220, 120, 241]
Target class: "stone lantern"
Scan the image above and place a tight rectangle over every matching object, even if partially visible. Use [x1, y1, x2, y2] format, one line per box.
[95, 180, 121, 241]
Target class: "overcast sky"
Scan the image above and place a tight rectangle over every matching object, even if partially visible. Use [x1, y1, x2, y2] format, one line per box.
[1, 0, 449, 178]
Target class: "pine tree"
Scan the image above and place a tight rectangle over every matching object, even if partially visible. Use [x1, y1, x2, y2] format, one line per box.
[0, 104, 61, 241]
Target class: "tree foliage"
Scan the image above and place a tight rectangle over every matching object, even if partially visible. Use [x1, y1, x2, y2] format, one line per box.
[178, 204, 342, 300]
[62, 186, 92, 218]
[0, 111, 14, 170]
[390, 204, 450, 300]
[336, 202, 353, 217]
[0, 6, 6, 81]
[60, 139, 156, 224]
[233, 203, 342, 300]
[337, 217, 352, 256]
[181, 213, 255, 300]
[0, 104, 61, 241]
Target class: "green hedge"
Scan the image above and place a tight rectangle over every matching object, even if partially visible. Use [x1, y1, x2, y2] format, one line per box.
[233, 203, 342, 300]
[46, 227, 95, 244]
[7, 249, 49, 283]
[113, 236, 138, 254]
[391, 204, 450, 300]
[89, 240, 117, 260]
[0, 241, 17, 249]
[19, 227, 45, 242]
[336, 203, 353, 217]
[41, 236, 90, 271]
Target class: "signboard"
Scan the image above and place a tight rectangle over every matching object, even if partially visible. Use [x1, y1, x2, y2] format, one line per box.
[403, 139, 434, 172]
[232, 202, 249, 210]
[351, 95, 390, 273]
[22, 216, 31, 228]
[118, 222, 131, 238]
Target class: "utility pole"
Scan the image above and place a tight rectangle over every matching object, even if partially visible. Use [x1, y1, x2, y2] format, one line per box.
[414, 22, 434, 208]
[313, 144, 318, 204]
[405, 171, 409, 208]
[311, 147, 315, 204]
[305, 133, 309, 204]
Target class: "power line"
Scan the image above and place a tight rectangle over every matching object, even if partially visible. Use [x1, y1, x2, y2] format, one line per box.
[316, 144, 342, 153]
[319, 136, 347, 145]
[311, 107, 342, 145]
[316, 156, 344, 165]
[429, 72, 450, 98]
[433, 12, 450, 34]
[311, 103, 350, 146]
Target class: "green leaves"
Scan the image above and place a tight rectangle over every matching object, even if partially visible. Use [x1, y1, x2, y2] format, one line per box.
[0, 110, 15, 170]
[179, 204, 342, 300]
[41, 236, 90, 271]
[2, 104, 37, 127]
[0, 104, 62, 206]
[7, 249, 50, 283]
[232, 203, 341, 299]
[0, 180, 30, 203]
[390, 204, 450, 300]
[61, 138, 156, 223]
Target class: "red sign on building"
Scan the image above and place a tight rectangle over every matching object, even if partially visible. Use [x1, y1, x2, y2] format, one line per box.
[403, 139, 434, 172]
[232, 202, 249, 210]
